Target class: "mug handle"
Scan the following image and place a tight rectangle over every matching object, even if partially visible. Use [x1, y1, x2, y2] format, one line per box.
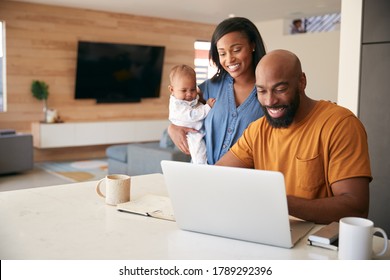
[96, 178, 106, 198]
[373, 227, 388, 257]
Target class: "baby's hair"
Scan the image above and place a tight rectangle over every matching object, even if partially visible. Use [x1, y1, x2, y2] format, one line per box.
[169, 64, 196, 84]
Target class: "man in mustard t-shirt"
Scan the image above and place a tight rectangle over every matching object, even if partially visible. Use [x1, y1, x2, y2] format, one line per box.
[216, 49, 372, 224]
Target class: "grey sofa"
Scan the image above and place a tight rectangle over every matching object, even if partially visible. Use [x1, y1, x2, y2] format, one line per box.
[0, 130, 34, 175]
[106, 129, 191, 176]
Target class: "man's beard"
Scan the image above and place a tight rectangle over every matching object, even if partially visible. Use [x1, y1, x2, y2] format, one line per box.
[261, 90, 300, 128]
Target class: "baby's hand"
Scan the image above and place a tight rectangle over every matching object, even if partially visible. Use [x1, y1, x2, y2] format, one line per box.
[207, 98, 216, 108]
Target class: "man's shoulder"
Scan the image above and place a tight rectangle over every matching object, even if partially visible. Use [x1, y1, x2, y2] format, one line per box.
[317, 100, 356, 118]
[243, 117, 268, 137]
[315, 101, 366, 133]
[318, 100, 353, 115]
[248, 116, 266, 127]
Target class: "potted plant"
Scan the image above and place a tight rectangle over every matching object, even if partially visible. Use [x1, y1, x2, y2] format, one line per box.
[31, 80, 49, 122]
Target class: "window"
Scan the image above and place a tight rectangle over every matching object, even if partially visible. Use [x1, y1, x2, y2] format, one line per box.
[194, 41, 217, 85]
[289, 13, 341, 35]
[305, 13, 341, 33]
[0, 21, 6, 112]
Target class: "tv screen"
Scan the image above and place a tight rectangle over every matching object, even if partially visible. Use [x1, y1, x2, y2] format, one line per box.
[75, 41, 165, 103]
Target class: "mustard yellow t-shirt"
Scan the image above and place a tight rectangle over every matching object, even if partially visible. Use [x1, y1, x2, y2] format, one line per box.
[230, 100, 372, 199]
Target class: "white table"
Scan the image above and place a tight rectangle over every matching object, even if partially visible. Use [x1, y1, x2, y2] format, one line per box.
[0, 173, 389, 260]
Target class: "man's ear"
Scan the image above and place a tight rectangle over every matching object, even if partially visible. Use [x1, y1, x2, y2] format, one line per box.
[299, 72, 307, 92]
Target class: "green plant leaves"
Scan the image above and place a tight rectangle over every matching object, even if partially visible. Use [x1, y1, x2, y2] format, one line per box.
[31, 80, 49, 100]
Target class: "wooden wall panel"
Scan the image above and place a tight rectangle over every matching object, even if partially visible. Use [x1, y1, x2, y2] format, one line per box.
[0, 1, 215, 161]
[0, 1, 214, 128]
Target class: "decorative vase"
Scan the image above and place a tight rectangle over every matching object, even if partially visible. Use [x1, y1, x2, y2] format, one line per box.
[46, 108, 58, 123]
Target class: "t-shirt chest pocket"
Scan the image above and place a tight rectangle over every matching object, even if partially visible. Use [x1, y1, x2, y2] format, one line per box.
[295, 153, 325, 192]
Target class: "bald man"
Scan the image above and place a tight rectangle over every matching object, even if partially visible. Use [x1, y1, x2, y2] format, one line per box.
[216, 49, 372, 224]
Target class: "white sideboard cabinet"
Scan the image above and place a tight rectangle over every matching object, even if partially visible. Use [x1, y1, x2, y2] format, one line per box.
[31, 119, 170, 148]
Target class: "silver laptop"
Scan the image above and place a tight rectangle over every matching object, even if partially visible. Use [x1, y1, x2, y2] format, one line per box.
[161, 160, 314, 248]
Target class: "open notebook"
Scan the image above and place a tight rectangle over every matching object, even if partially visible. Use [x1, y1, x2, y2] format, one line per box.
[161, 160, 314, 248]
[117, 194, 175, 221]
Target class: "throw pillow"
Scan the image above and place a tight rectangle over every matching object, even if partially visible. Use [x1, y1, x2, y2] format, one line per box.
[159, 129, 175, 149]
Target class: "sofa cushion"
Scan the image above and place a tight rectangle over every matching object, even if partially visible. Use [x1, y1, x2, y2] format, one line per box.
[106, 144, 128, 162]
[159, 129, 175, 149]
[0, 129, 16, 135]
[0, 133, 33, 174]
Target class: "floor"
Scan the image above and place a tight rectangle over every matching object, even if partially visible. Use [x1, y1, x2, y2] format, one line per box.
[0, 165, 71, 192]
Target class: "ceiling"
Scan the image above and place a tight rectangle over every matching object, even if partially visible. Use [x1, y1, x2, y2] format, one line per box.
[10, 0, 342, 25]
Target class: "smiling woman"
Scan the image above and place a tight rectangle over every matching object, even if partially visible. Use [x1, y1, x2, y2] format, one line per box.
[0, 20, 5, 112]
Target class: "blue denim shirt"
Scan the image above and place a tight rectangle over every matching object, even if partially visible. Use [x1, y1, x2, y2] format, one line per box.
[199, 74, 264, 164]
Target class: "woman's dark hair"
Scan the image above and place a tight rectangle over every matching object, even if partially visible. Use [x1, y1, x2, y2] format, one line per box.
[209, 17, 266, 81]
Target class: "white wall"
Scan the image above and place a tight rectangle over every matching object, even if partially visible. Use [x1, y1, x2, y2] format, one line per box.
[337, 0, 363, 115]
[255, 19, 340, 102]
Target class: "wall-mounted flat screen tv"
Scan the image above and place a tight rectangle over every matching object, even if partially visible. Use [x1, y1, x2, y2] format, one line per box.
[74, 41, 165, 103]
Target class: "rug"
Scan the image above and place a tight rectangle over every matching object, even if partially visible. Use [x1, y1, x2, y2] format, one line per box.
[37, 159, 108, 182]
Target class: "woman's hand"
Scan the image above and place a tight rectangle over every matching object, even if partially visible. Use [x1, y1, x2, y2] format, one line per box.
[167, 123, 197, 155]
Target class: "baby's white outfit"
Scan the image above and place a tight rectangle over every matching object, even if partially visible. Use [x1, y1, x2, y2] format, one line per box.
[169, 95, 211, 164]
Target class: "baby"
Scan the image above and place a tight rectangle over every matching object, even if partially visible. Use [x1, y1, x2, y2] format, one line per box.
[168, 64, 215, 164]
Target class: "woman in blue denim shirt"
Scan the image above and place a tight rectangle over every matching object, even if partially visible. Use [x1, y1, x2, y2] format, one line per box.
[168, 17, 266, 164]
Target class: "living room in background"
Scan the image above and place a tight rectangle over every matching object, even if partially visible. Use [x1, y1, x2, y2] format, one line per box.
[0, 20, 6, 113]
